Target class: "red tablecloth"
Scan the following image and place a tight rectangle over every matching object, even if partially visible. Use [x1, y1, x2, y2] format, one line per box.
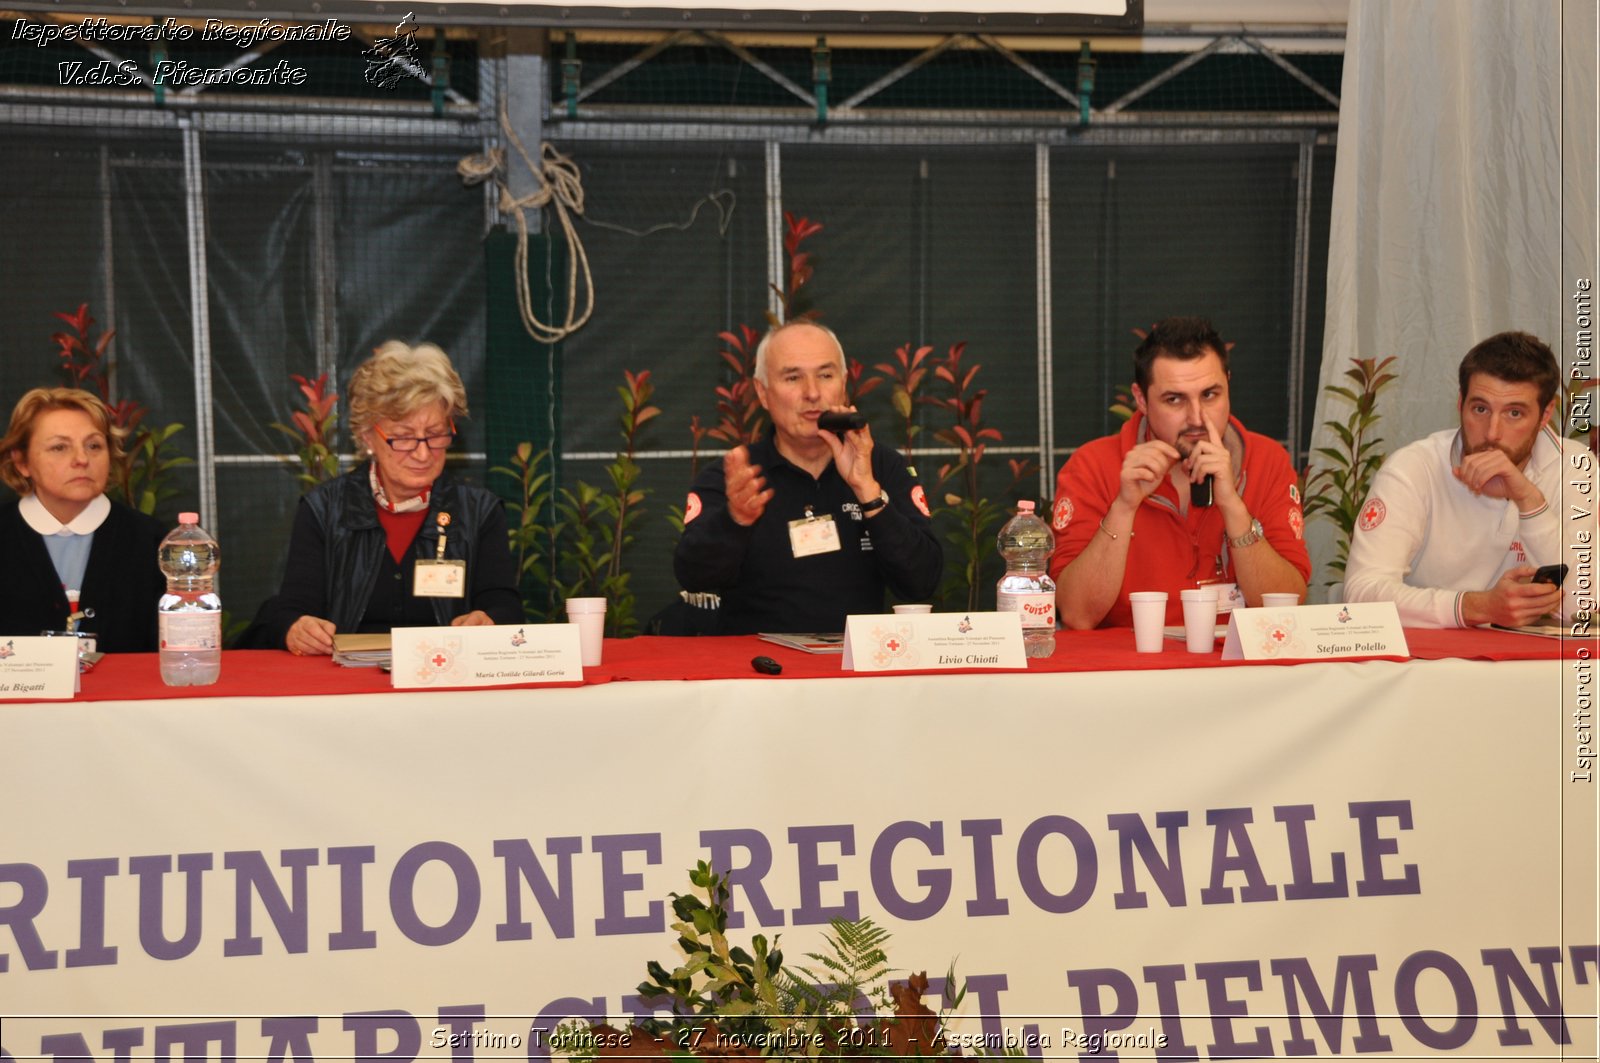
[4, 624, 1569, 704]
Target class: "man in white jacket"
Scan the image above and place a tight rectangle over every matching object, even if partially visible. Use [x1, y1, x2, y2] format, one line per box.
[1345, 331, 1593, 628]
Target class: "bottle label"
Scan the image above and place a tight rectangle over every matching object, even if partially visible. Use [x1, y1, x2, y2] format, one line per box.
[998, 590, 1056, 630]
[160, 612, 221, 651]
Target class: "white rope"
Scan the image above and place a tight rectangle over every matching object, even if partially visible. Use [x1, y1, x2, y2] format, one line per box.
[459, 107, 595, 344]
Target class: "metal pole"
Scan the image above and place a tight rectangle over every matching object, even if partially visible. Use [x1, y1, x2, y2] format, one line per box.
[765, 140, 783, 321]
[100, 145, 117, 399]
[312, 151, 339, 385]
[179, 117, 217, 533]
[1287, 137, 1315, 468]
[1035, 142, 1054, 499]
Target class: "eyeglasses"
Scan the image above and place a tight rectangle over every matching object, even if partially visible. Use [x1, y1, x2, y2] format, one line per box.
[376, 420, 456, 453]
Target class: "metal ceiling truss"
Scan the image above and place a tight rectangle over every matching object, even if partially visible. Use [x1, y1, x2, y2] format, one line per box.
[553, 29, 1339, 127]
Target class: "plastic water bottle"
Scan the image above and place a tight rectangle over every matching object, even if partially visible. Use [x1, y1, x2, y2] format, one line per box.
[158, 512, 222, 686]
[996, 500, 1057, 658]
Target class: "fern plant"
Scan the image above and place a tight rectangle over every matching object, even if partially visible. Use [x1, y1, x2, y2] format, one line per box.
[1302, 355, 1399, 581]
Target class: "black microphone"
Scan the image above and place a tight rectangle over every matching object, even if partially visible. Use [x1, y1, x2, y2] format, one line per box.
[1192, 475, 1214, 508]
[817, 411, 867, 433]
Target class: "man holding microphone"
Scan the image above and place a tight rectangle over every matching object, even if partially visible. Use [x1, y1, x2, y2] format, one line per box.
[1050, 316, 1311, 628]
[674, 321, 942, 634]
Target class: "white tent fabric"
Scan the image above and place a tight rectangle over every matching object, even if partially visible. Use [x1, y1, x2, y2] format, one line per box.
[1310, 0, 1597, 585]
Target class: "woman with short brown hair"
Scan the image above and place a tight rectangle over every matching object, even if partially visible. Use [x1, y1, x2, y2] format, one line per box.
[0, 387, 168, 651]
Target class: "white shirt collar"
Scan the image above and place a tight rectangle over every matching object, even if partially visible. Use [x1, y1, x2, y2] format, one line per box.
[19, 493, 111, 536]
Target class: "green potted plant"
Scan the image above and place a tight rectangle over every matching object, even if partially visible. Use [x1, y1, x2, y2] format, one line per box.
[551, 862, 954, 1063]
[1301, 355, 1399, 600]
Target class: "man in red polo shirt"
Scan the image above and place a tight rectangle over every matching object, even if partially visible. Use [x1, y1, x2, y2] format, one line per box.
[1050, 317, 1311, 628]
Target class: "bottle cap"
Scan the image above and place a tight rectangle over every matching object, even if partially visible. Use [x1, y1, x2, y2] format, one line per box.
[179, 512, 199, 524]
[1017, 500, 1035, 512]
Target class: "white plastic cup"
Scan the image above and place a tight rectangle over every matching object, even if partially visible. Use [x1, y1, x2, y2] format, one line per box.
[1129, 591, 1169, 653]
[893, 604, 933, 614]
[1261, 592, 1300, 608]
[1180, 588, 1219, 653]
[565, 597, 606, 667]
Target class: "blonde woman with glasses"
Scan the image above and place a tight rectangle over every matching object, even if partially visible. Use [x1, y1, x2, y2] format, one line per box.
[249, 342, 522, 655]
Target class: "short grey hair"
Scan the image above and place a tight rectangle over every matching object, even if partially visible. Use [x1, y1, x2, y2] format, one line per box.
[347, 341, 469, 455]
[752, 321, 846, 385]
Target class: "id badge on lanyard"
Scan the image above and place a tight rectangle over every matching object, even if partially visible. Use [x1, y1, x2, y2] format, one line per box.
[413, 511, 467, 598]
[788, 506, 842, 558]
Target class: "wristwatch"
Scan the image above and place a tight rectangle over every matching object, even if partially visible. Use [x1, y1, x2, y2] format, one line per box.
[859, 489, 889, 515]
[1229, 517, 1265, 549]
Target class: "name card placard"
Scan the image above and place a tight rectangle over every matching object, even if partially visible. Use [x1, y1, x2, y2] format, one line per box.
[390, 624, 582, 689]
[0, 636, 79, 700]
[842, 611, 1026, 672]
[1221, 601, 1409, 662]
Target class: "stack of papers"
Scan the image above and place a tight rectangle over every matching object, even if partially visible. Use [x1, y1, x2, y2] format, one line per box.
[758, 632, 845, 655]
[332, 633, 392, 668]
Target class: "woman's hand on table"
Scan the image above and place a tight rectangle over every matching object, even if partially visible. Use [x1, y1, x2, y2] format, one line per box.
[286, 615, 337, 656]
[451, 610, 494, 627]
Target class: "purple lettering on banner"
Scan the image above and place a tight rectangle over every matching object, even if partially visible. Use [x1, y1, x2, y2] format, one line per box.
[390, 843, 482, 946]
[592, 834, 665, 936]
[962, 973, 1009, 1044]
[131, 853, 212, 962]
[1108, 811, 1188, 909]
[959, 819, 1009, 917]
[40, 1033, 93, 1062]
[261, 1017, 316, 1063]
[620, 994, 675, 1025]
[1066, 967, 1138, 1062]
[1015, 816, 1095, 914]
[65, 858, 118, 968]
[327, 846, 378, 951]
[343, 1011, 420, 1063]
[869, 821, 951, 921]
[103, 1027, 145, 1063]
[1349, 801, 1420, 896]
[152, 1020, 236, 1063]
[1199, 809, 1278, 904]
[0, 862, 58, 971]
[1481, 947, 1571, 1046]
[1140, 965, 1200, 1062]
[525, 997, 605, 1063]
[438, 1006, 487, 1063]
[699, 829, 783, 929]
[1194, 960, 1272, 1059]
[494, 837, 581, 941]
[1573, 945, 1600, 985]
[789, 825, 860, 925]
[1394, 950, 1477, 1049]
[223, 849, 319, 957]
[1273, 806, 1349, 901]
[1269, 955, 1391, 1055]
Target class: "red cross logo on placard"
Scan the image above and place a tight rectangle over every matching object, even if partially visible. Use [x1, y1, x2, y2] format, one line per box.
[1272, 628, 1287, 643]
[885, 637, 902, 652]
[1358, 497, 1386, 531]
[432, 653, 448, 668]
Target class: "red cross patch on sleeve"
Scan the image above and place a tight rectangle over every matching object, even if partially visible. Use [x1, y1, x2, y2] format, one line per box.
[1052, 496, 1073, 531]
[1357, 497, 1386, 531]
[684, 492, 703, 523]
[911, 484, 931, 517]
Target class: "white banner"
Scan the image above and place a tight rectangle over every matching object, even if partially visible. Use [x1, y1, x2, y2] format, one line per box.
[2, 658, 1594, 1060]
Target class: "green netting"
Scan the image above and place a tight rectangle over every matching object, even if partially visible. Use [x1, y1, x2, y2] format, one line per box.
[0, 15, 1339, 629]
